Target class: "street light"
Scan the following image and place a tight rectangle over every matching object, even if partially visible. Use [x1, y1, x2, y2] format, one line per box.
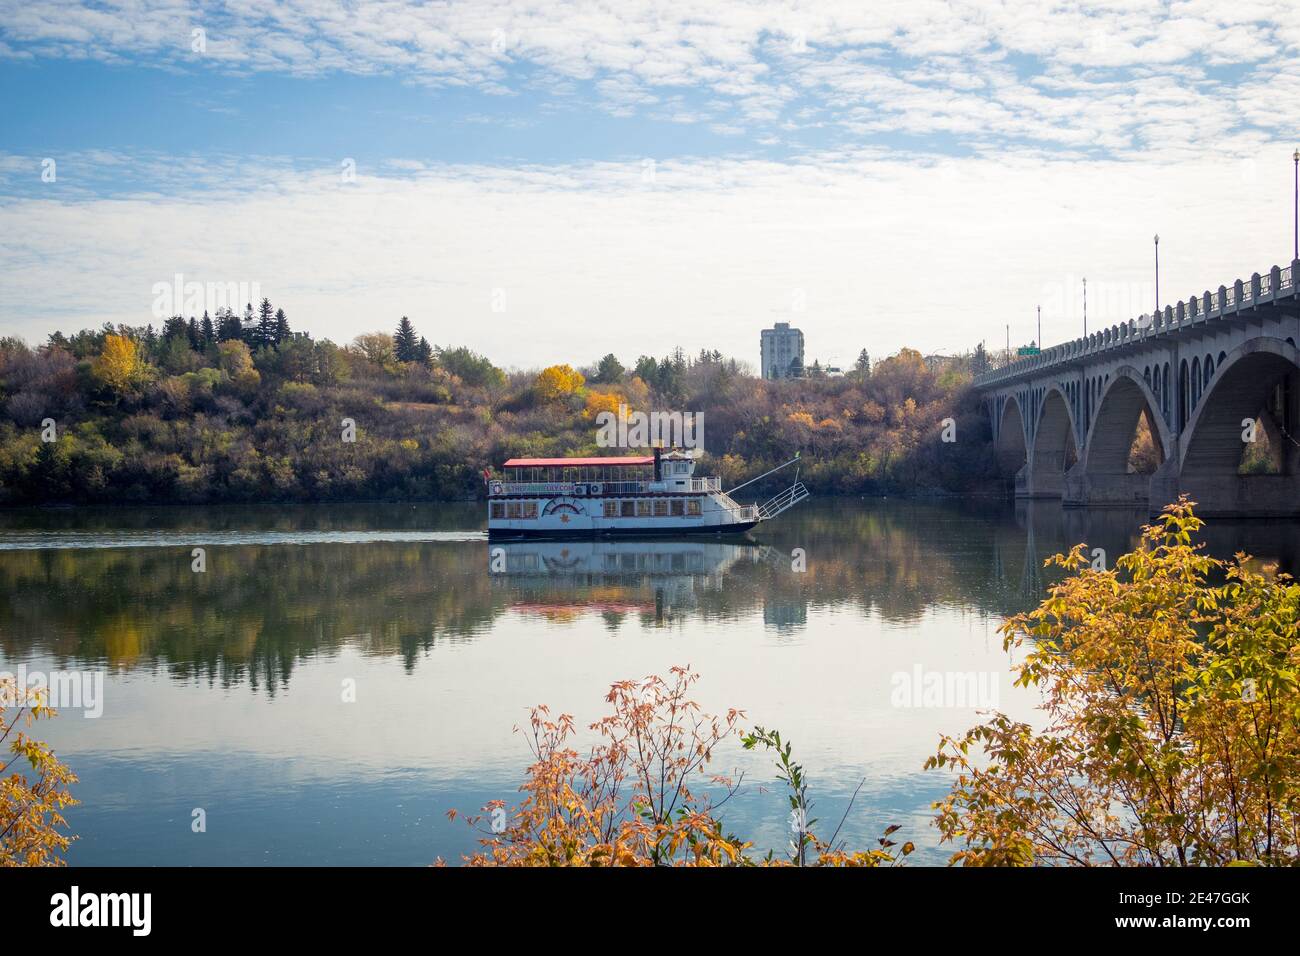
[1154, 234, 1160, 313]
[1293, 149, 1298, 261]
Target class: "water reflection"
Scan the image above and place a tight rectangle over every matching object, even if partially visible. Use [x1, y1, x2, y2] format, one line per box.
[3, 499, 1293, 682]
[490, 539, 770, 627]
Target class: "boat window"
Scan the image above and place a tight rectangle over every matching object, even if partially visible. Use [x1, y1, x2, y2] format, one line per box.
[507, 502, 522, 518]
[671, 499, 685, 516]
[620, 500, 635, 517]
[522, 502, 538, 519]
[637, 500, 652, 517]
[654, 500, 669, 517]
[491, 502, 506, 519]
[603, 500, 619, 517]
[686, 499, 701, 516]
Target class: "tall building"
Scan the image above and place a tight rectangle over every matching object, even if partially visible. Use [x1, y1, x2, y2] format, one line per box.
[760, 322, 805, 380]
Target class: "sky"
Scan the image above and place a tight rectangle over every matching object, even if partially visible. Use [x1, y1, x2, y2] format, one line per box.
[2, 0, 1300, 371]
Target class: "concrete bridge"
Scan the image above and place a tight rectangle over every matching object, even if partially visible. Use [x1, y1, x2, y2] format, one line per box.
[974, 260, 1300, 517]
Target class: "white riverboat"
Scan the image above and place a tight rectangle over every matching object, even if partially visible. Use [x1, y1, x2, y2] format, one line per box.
[485, 448, 807, 539]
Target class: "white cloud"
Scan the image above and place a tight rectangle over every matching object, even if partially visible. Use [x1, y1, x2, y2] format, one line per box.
[4, 145, 1299, 370]
[2, 1, 1298, 154]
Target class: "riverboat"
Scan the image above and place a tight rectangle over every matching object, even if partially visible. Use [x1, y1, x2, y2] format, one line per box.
[485, 448, 807, 539]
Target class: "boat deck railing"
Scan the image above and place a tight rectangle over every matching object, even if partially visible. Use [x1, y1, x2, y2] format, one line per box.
[493, 477, 721, 496]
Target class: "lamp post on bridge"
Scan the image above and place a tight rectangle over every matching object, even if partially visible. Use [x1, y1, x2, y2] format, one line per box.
[1154, 234, 1160, 314]
[1293, 149, 1298, 261]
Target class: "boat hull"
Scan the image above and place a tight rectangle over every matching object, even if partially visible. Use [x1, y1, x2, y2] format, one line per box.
[488, 520, 758, 541]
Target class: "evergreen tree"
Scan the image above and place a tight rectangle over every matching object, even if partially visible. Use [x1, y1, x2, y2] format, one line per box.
[416, 336, 434, 368]
[855, 349, 871, 376]
[256, 298, 276, 350]
[593, 353, 625, 384]
[200, 311, 215, 347]
[241, 303, 257, 347]
[162, 315, 188, 342]
[187, 316, 200, 350]
[633, 355, 658, 383]
[273, 308, 290, 345]
[217, 308, 242, 342]
[394, 316, 418, 363]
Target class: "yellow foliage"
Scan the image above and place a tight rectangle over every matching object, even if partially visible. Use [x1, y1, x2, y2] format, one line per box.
[930, 498, 1300, 866]
[91, 334, 148, 396]
[534, 364, 585, 403]
[217, 340, 260, 392]
[1, 678, 78, 866]
[787, 411, 815, 428]
[583, 389, 623, 420]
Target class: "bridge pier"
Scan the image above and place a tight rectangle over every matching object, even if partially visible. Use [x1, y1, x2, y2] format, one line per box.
[1062, 465, 1151, 508]
[1014, 462, 1071, 499]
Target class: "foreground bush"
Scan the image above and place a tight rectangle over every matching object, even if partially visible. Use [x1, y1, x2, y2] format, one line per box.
[448, 666, 910, 866]
[929, 498, 1300, 865]
[0, 679, 78, 866]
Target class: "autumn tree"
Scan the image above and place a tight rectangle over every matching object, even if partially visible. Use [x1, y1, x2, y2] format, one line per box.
[216, 339, 260, 393]
[352, 333, 396, 371]
[1, 677, 78, 866]
[534, 364, 585, 403]
[91, 334, 149, 399]
[929, 499, 1300, 866]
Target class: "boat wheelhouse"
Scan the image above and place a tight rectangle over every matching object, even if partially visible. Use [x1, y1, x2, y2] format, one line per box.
[486, 447, 807, 539]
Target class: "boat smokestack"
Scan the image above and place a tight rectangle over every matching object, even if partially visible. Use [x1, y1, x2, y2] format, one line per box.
[653, 447, 662, 481]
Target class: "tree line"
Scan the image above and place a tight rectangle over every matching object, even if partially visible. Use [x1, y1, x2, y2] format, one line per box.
[0, 307, 1001, 505]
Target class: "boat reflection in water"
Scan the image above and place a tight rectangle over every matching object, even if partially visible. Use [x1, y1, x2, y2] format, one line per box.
[488, 538, 772, 623]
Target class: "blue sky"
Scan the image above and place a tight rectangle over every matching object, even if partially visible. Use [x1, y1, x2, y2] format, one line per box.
[2, 1, 1298, 368]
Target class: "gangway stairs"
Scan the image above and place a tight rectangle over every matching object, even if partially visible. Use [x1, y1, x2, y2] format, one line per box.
[758, 481, 809, 521]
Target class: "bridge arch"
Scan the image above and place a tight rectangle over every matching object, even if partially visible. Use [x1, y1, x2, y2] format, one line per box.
[995, 394, 1028, 475]
[1083, 366, 1173, 475]
[1027, 386, 1079, 496]
[1179, 337, 1300, 474]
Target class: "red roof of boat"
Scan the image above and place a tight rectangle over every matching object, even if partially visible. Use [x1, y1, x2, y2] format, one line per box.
[503, 456, 655, 467]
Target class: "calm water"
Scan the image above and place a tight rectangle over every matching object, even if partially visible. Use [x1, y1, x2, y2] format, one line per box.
[2, 498, 1296, 866]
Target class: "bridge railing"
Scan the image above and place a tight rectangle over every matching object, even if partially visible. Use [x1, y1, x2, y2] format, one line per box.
[973, 258, 1300, 388]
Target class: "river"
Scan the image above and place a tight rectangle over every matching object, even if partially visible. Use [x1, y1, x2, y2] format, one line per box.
[1, 498, 1295, 865]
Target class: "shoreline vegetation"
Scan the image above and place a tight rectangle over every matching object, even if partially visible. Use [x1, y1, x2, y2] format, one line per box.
[0, 307, 1002, 506]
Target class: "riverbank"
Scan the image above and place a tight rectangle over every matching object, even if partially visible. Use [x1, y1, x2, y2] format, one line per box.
[1, 330, 999, 506]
